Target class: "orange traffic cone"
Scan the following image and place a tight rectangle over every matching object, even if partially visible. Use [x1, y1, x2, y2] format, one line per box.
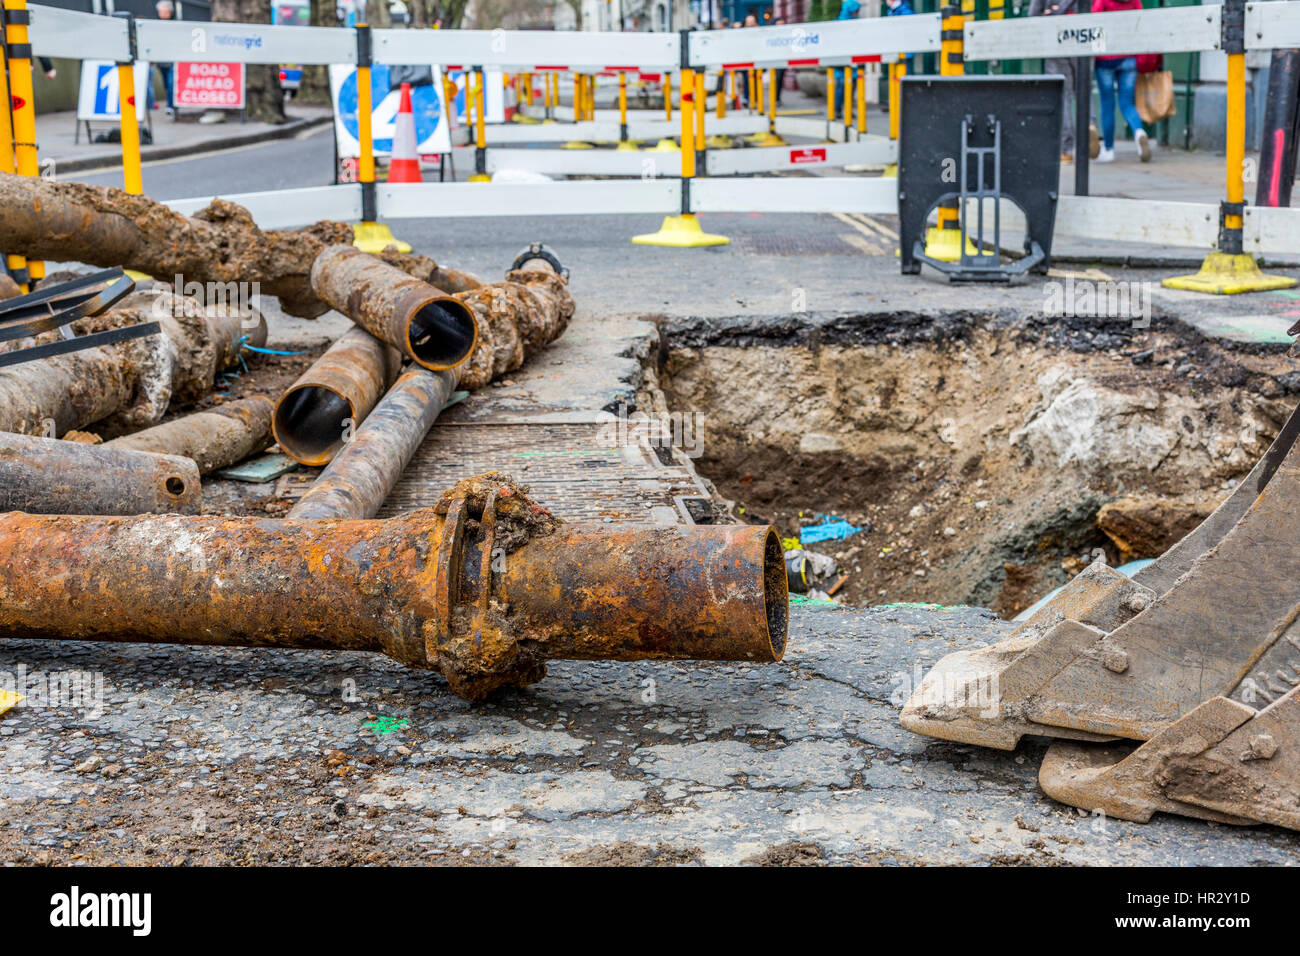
[387, 82, 422, 184]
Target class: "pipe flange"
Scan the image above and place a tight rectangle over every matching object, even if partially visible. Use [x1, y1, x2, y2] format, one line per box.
[509, 242, 569, 281]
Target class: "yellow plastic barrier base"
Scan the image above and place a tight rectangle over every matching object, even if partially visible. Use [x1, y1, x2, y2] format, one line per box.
[514, 114, 540, 124]
[468, 173, 492, 183]
[882, 163, 898, 179]
[922, 226, 978, 263]
[0, 690, 22, 717]
[632, 215, 730, 248]
[649, 138, 680, 152]
[1161, 252, 1298, 295]
[747, 131, 786, 146]
[353, 222, 412, 253]
[616, 140, 642, 151]
[563, 141, 595, 150]
[705, 134, 735, 149]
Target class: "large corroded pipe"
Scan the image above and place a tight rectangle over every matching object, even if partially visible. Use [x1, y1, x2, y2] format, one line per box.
[273, 328, 402, 466]
[106, 396, 274, 474]
[0, 175, 467, 319]
[0, 431, 200, 515]
[0, 475, 787, 700]
[378, 248, 484, 295]
[310, 245, 478, 371]
[454, 264, 574, 389]
[288, 367, 456, 519]
[0, 291, 258, 437]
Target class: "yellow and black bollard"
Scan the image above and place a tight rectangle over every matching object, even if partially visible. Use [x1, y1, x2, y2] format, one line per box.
[633, 58, 728, 247]
[0, 17, 31, 292]
[469, 67, 498, 172]
[921, 4, 976, 262]
[563, 73, 595, 149]
[855, 65, 867, 139]
[756, 67, 784, 146]
[113, 13, 143, 196]
[1163, 0, 1295, 293]
[616, 70, 639, 150]
[3, 0, 42, 287]
[352, 25, 413, 253]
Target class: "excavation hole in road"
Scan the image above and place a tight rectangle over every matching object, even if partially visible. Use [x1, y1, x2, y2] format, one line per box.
[657, 310, 1299, 616]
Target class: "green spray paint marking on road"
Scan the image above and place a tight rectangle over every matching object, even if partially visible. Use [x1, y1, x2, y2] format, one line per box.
[363, 717, 409, 736]
[789, 594, 843, 608]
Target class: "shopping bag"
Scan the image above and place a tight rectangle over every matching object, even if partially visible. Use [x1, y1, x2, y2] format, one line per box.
[1135, 70, 1176, 124]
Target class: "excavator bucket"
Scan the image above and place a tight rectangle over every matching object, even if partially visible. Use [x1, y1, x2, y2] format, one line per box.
[901, 397, 1300, 750]
[1039, 683, 1300, 832]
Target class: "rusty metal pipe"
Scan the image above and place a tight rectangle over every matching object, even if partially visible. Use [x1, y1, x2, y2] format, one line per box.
[0, 476, 787, 700]
[288, 367, 456, 519]
[0, 293, 256, 438]
[0, 431, 200, 514]
[273, 328, 402, 466]
[311, 246, 478, 372]
[106, 396, 274, 475]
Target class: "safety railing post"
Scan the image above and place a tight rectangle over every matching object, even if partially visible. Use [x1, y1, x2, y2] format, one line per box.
[619, 71, 628, 142]
[1163, 0, 1295, 294]
[3, 0, 41, 285]
[0, 20, 29, 292]
[630, 29, 727, 247]
[694, 68, 705, 172]
[351, 24, 409, 253]
[356, 23, 374, 213]
[112, 11, 143, 196]
[826, 66, 835, 130]
[856, 65, 866, 138]
[922, 3, 970, 262]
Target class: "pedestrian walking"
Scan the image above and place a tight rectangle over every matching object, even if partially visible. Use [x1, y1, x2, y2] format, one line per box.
[1092, 0, 1151, 163]
[1029, 0, 1077, 164]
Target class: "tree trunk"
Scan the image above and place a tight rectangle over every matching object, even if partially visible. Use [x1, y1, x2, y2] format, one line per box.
[212, 0, 286, 124]
[296, 0, 338, 107]
[364, 0, 393, 27]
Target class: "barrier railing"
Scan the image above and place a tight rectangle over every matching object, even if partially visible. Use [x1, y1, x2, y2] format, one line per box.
[13, 3, 1300, 289]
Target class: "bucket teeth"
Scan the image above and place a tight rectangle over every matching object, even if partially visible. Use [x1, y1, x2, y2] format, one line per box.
[1039, 685, 1300, 831]
[900, 561, 1155, 749]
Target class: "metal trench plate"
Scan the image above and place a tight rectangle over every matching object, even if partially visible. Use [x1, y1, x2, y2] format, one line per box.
[368, 421, 712, 525]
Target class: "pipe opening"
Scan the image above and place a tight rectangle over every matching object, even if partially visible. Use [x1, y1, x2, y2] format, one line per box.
[406, 298, 478, 370]
[763, 527, 789, 660]
[273, 385, 354, 465]
[165, 476, 188, 497]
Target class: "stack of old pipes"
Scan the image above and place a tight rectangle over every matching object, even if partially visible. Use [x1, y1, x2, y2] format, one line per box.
[277, 242, 575, 521]
[0, 240, 791, 695]
[0, 282, 277, 515]
[0, 176, 479, 515]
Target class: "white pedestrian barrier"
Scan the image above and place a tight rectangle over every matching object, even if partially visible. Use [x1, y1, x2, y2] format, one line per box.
[20, 2, 1300, 271]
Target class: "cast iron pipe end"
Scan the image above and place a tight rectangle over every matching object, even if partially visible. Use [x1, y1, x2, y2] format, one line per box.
[424, 474, 789, 699]
[272, 382, 355, 466]
[395, 290, 478, 372]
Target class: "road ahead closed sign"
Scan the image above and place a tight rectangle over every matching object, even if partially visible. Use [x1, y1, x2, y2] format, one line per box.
[175, 62, 245, 110]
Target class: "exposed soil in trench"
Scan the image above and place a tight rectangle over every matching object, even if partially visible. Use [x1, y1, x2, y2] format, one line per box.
[656, 309, 1300, 615]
